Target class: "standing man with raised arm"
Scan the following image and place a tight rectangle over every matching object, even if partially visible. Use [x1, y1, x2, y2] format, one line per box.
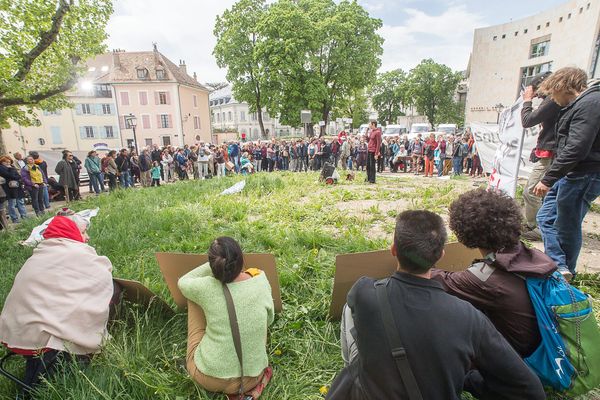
[366, 120, 382, 184]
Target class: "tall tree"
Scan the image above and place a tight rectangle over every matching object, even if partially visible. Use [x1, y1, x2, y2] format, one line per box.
[333, 89, 369, 130]
[371, 69, 407, 125]
[214, 0, 270, 137]
[406, 59, 461, 127]
[0, 0, 113, 151]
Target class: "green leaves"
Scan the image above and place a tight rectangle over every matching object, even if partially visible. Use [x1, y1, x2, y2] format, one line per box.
[0, 0, 113, 127]
[371, 69, 408, 126]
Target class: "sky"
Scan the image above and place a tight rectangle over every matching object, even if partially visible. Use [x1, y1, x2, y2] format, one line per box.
[106, 0, 567, 83]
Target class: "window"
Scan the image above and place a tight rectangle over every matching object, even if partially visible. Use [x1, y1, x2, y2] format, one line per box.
[38, 138, 45, 146]
[139, 91, 148, 105]
[216, 113, 220, 122]
[160, 114, 169, 128]
[579, 7, 583, 14]
[51, 127, 62, 144]
[546, 22, 550, 27]
[521, 62, 553, 87]
[514, 31, 518, 36]
[84, 126, 95, 139]
[82, 104, 92, 114]
[537, 25, 541, 30]
[124, 117, 133, 129]
[127, 139, 134, 148]
[530, 37, 551, 58]
[136, 68, 149, 79]
[156, 69, 166, 80]
[240, 111, 246, 121]
[194, 116, 200, 129]
[102, 104, 112, 115]
[559, 16, 563, 22]
[44, 110, 61, 116]
[493, 35, 497, 41]
[162, 136, 171, 146]
[95, 84, 112, 98]
[588, 3, 591, 10]
[501, 34, 506, 39]
[568, 13, 572, 19]
[120, 92, 129, 106]
[228, 111, 232, 121]
[524, 28, 528, 34]
[193, 95, 198, 108]
[211, 112, 215, 122]
[142, 115, 151, 129]
[158, 91, 167, 105]
[145, 138, 153, 147]
[104, 126, 115, 139]
[222, 112, 225, 121]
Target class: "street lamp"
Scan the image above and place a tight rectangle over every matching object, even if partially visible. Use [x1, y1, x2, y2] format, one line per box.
[495, 103, 504, 124]
[124, 113, 138, 153]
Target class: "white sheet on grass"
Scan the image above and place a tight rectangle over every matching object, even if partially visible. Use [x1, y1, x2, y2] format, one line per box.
[220, 180, 246, 195]
[22, 208, 100, 247]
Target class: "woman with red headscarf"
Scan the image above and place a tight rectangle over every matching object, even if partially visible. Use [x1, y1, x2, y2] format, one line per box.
[0, 214, 113, 391]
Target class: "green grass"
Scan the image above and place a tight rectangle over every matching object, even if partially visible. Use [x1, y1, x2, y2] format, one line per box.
[0, 172, 598, 400]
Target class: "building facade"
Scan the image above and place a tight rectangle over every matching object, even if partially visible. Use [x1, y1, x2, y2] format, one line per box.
[209, 86, 299, 142]
[3, 47, 211, 156]
[465, 0, 600, 124]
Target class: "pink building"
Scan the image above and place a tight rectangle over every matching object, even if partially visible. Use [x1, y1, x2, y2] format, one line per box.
[103, 47, 211, 149]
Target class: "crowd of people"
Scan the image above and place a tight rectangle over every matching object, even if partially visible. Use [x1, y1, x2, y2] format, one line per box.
[0, 66, 599, 400]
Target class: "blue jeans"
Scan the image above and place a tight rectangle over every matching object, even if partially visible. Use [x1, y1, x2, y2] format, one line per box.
[437, 158, 444, 176]
[452, 157, 463, 175]
[537, 173, 600, 274]
[7, 197, 27, 222]
[89, 172, 102, 194]
[42, 185, 50, 209]
[120, 171, 132, 188]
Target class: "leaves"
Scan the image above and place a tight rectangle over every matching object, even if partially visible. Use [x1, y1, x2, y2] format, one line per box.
[371, 69, 408, 125]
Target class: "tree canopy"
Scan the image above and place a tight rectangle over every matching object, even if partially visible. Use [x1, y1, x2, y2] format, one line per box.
[0, 0, 113, 128]
[371, 69, 407, 125]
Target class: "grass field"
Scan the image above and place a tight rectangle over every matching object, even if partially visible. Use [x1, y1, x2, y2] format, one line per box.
[0, 172, 598, 400]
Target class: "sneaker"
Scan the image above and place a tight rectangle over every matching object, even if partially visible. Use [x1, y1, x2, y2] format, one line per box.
[558, 268, 573, 282]
[521, 227, 542, 241]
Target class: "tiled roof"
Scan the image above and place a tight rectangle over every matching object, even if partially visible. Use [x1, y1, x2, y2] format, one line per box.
[83, 50, 209, 91]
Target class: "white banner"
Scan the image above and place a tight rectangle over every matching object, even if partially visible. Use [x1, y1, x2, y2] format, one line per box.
[470, 97, 540, 197]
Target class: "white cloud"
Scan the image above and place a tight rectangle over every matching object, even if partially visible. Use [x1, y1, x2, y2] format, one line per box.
[378, 5, 485, 73]
[106, 0, 237, 83]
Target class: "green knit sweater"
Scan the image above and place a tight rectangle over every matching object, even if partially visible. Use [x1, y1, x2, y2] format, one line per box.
[178, 262, 274, 379]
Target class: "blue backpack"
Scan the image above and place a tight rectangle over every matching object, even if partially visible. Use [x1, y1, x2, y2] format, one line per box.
[525, 271, 600, 395]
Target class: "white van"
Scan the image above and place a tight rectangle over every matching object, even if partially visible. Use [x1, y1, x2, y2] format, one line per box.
[437, 124, 458, 136]
[358, 124, 369, 136]
[408, 123, 431, 140]
[383, 124, 407, 138]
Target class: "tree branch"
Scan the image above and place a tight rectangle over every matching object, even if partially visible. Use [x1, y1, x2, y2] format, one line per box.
[13, 0, 73, 83]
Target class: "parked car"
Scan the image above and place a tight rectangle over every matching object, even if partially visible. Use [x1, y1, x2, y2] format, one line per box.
[383, 124, 407, 138]
[408, 123, 431, 140]
[437, 123, 458, 136]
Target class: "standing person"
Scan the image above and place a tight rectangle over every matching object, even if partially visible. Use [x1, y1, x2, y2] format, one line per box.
[105, 150, 119, 191]
[327, 210, 545, 400]
[129, 151, 140, 185]
[521, 72, 561, 241]
[332, 137, 341, 168]
[452, 137, 466, 175]
[84, 151, 103, 195]
[139, 148, 153, 186]
[215, 146, 226, 178]
[534, 67, 600, 279]
[29, 152, 50, 209]
[282, 141, 290, 171]
[252, 143, 262, 173]
[340, 137, 350, 171]
[189, 145, 199, 179]
[151, 162, 161, 187]
[0, 156, 28, 222]
[55, 151, 79, 201]
[424, 133, 438, 177]
[444, 136, 454, 175]
[377, 138, 386, 173]
[197, 146, 209, 179]
[13, 152, 26, 169]
[151, 144, 162, 180]
[366, 121, 382, 183]
[21, 156, 47, 216]
[266, 144, 276, 172]
[229, 141, 240, 173]
[161, 150, 173, 183]
[289, 141, 298, 172]
[296, 139, 307, 172]
[409, 135, 424, 175]
[178, 237, 274, 398]
[115, 149, 132, 188]
[436, 135, 447, 177]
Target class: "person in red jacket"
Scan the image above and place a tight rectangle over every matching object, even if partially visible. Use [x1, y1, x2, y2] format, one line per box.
[366, 121, 382, 184]
[424, 133, 438, 177]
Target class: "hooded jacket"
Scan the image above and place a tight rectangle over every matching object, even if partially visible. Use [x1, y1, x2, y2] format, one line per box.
[431, 242, 556, 357]
[541, 82, 600, 187]
[367, 127, 382, 154]
[521, 96, 560, 152]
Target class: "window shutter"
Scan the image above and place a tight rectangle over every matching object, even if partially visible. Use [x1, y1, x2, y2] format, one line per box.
[75, 104, 82, 115]
[119, 115, 125, 129]
[142, 115, 150, 129]
[168, 114, 173, 128]
[165, 92, 171, 105]
[155, 92, 160, 105]
[100, 126, 107, 139]
[95, 104, 103, 115]
[79, 126, 86, 138]
[193, 95, 197, 107]
[120, 92, 129, 106]
[157, 114, 162, 129]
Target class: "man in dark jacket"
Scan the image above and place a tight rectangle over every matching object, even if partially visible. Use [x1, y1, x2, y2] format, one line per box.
[432, 189, 556, 358]
[327, 210, 545, 400]
[521, 72, 562, 241]
[366, 120, 382, 183]
[55, 151, 79, 201]
[534, 67, 600, 279]
[115, 149, 132, 188]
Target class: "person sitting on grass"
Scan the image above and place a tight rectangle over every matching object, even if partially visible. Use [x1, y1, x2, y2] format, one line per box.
[431, 189, 556, 359]
[327, 210, 545, 400]
[0, 212, 114, 393]
[240, 152, 254, 175]
[178, 237, 274, 399]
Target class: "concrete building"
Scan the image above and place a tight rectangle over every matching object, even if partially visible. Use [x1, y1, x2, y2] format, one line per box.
[209, 85, 298, 142]
[2, 46, 211, 156]
[465, 0, 600, 124]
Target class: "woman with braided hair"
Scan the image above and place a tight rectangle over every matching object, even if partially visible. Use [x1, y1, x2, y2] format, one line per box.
[178, 237, 274, 399]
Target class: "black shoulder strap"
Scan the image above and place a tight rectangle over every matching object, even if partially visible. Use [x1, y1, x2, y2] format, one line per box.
[375, 279, 423, 400]
[222, 283, 245, 399]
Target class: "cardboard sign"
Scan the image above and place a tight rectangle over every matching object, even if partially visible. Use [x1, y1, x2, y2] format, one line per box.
[113, 278, 173, 314]
[329, 242, 481, 319]
[155, 252, 282, 312]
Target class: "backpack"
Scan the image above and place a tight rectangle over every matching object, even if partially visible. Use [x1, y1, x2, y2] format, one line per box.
[525, 271, 600, 395]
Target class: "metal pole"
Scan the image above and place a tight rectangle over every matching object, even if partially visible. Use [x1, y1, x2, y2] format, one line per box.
[132, 125, 138, 154]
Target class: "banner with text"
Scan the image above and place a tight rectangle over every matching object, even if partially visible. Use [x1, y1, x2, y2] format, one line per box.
[470, 97, 539, 197]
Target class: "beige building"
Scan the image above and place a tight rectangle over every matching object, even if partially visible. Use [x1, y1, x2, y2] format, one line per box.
[465, 0, 600, 124]
[2, 46, 211, 156]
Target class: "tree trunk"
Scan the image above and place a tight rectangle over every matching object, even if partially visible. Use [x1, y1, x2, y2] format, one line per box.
[306, 124, 314, 137]
[257, 107, 267, 138]
[320, 107, 329, 137]
[0, 127, 5, 155]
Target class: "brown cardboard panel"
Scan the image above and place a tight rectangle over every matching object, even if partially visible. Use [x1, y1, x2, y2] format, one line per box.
[329, 242, 480, 319]
[155, 252, 282, 312]
[113, 278, 173, 314]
